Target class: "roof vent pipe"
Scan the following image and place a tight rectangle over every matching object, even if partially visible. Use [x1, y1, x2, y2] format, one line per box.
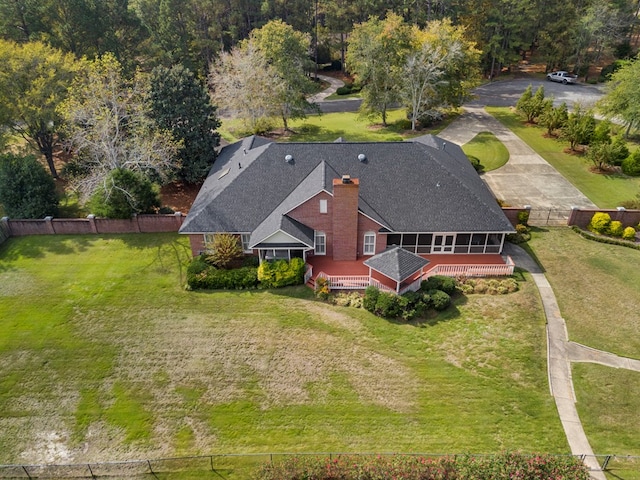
[358, 153, 366, 162]
[285, 154, 293, 164]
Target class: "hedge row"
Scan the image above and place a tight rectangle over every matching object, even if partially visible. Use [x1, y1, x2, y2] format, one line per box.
[186, 256, 258, 290]
[257, 257, 305, 288]
[572, 225, 640, 251]
[257, 452, 589, 480]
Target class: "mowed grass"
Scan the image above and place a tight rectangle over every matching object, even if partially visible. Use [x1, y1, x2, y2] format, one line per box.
[527, 227, 640, 357]
[486, 107, 640, 208]
[220, 109, 458, 144]
[0, 233, 566, 468]
[461, 132, 510, 172]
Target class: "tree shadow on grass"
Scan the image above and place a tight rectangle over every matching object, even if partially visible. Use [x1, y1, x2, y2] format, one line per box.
[0, 234, 97, 266]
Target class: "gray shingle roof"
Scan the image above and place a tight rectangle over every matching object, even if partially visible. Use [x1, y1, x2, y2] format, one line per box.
[180, 135, 514, 235]
[363, 247, 430, 282]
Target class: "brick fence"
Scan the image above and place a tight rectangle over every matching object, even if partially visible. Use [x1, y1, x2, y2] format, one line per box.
[0, 213, 184, 238]
[567, 207, 640, 229]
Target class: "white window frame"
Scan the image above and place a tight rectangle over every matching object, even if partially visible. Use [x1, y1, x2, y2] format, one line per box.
[319, 199, 328, 214]
[363, 232, 376, 255]
[314, 231, 326, 255]
[241, 234, 252, 253]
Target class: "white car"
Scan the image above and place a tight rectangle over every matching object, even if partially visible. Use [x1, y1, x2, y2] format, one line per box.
[546, 71, 578, 84]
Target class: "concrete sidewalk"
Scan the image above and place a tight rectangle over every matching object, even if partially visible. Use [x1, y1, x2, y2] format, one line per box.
[439, 107, 597, 210]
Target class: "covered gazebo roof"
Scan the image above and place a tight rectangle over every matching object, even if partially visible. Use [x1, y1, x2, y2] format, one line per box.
[363, 246, 430, 283]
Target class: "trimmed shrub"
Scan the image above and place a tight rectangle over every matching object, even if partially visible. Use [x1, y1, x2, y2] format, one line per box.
[186, 256, 258, 290]
[588, 212, 611, 234]
[622, 150, 640, 176]
[467, 155, 481, 171]
[608, 220, 624, 237]
[375, 291, 403, 318]
[257, 258, 305, 288]
[429, 289, 451, 310]
[622, 226, 636, 241]
[572, 225, 640, 251]
[89, 168, 160, 219]
[420, 275, 457, 295]
[517, 209, 530, 225]
[363, 285, 379, 312]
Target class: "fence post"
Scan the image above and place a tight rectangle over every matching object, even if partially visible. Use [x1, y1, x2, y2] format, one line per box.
[87, 214, 98, 234]
[134, 214, 141, 233]
[174, 211, 183, 229]
[44, 216, 55, 234]
[601, 455, 612, 470]
[22, 466, 31, 479]
[567, 206, 579, 226]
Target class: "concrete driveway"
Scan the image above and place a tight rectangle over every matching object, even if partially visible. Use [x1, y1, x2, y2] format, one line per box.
[439, 107, 597, 211]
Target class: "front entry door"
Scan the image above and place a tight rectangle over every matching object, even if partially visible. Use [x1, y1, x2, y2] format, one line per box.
[433, 234, 454, 253]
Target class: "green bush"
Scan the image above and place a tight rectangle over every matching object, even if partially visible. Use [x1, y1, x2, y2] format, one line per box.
[608, 220, 624, 237]
[89, 168, 160, 219]
[467, 154, 481, 171]
[374, 291, 403, 318]
[622, 226, 636, 240]
[186, 256, 258, 290]
[363, 285, 379, 312]
[420, 275, 457, 295]
[428, 289, 451, 310]
[257, 258, 305, 288]
[588, 212, 611, 234]
[572, 225, 640, 251]
[517, 209, 530, 225]
[0, 153, 59, 219]
[622, 150, 640, 176]
[205, 233, 243, 268]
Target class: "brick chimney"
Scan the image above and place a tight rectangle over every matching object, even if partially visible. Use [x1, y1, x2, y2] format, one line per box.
[332, 175, 359, 261]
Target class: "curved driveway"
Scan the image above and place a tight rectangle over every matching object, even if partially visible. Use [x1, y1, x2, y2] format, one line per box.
[438, 106, 597, 210]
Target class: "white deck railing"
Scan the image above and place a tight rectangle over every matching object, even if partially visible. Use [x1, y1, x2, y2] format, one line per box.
[304, 264, 313, 284]
[313, 256, 515, 293]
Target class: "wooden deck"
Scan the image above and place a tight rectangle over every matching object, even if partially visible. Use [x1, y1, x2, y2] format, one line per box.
[306, 253, 514, 292]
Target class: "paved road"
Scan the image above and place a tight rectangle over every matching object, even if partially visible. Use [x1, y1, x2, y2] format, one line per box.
[468, 78, 605, 108]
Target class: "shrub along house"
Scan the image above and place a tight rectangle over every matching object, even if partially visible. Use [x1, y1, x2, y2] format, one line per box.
[180, 135, 516, 293]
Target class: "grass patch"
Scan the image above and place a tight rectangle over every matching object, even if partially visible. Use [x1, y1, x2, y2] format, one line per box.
[572, 364, 640, 458]
[219, 109, 460, 144]
[528, 227, 640, 358]
[461, 132, 510, 172]
[486, 107, 640, 208]
[0, 233, 566, 465]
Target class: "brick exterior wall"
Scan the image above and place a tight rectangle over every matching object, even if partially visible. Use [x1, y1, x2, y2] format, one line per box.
[567, 208, 640, 229]
[189, 234, 206, 256]
[357, 214, 386, 256]
[332, 177, 359, 261]
[287, 191, 334, 257]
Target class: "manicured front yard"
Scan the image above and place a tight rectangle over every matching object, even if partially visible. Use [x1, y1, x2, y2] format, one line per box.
[528, 227, 640, 473]
[486, 107, 640, 208]
[0, 233, 565, 469]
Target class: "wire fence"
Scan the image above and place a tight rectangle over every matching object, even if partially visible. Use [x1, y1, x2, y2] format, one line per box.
[1, 452, 638, 479]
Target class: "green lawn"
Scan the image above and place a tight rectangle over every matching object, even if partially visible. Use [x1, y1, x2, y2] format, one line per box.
[486, 107, 640, 208]
[220, 109, 458, 144]
[461, 132, 510, 172]
[528, 227, 640, 471]
[0, 233, 566, 471]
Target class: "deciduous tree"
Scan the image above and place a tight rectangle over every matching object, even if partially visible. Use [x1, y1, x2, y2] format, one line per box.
[0, 40, 81, 178]
[59, 53, 178, 202]
[598, 55, 640, 137]
[347, 13, 412, 126]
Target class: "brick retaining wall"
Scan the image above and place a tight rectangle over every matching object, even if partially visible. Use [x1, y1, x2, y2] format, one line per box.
[1, 213, 184, 237]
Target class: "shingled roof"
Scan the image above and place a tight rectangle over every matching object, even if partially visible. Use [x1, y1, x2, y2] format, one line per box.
[179, 135, 514, 236]
[364, 247, 430, 283]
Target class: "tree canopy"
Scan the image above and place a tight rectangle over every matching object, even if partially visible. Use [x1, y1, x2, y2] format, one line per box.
[149, 64, 220, 183]
[598, 55, 640, 136]
[0, 153, 58, 218]
[0, 39, 81, 177]
[59, 53, 178, 202]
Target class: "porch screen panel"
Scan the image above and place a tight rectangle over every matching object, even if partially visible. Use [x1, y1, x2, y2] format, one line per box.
[470, 233, 487, 253]
[417, 234, 432, 254]
[387, 234, 401, 247]
[486, 233, 503, 253]
[454, 234, 471, 253]
[402, 234, 417, 253]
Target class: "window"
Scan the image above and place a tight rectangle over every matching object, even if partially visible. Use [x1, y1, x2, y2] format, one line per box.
[314, 231, 326, 255]
[319, 199, 327, 214]
[386, 234, 401, 247]
[241, 234, 252, 253]
[363, 232, 376, 255]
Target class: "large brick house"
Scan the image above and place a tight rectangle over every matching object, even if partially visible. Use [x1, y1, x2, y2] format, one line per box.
[180, 135, 516, 292]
